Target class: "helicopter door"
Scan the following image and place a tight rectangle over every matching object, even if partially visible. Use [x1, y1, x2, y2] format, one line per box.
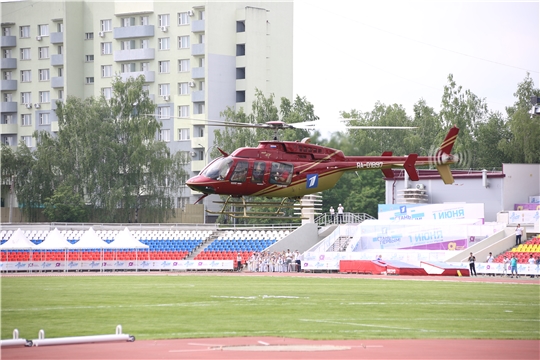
[251, 161, 266, 184]
[269, 162, 293, 185]
[230, 161, 249, 183]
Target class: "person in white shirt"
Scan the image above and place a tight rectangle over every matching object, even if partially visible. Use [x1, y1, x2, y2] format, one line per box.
[337, 204, 344, 224]
[329, 206, 335, 223]
[515, 224, 523, 245]
[501, 256, 509, 277]
[486, 252, 494, 276]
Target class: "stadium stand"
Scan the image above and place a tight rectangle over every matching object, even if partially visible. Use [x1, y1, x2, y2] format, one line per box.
[494, 236, 540, 263]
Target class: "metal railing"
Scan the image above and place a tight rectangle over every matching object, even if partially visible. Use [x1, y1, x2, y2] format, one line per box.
[315, 212, 376, 227]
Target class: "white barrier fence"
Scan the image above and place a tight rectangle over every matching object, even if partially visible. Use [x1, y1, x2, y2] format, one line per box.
[0, 260, 234, 272]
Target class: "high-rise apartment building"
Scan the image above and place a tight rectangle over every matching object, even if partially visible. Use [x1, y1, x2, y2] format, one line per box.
[1, 0, 293, 215]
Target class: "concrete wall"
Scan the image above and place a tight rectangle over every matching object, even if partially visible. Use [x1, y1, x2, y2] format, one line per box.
[502, 164, 540, 209]
[267, 223, 318, 252]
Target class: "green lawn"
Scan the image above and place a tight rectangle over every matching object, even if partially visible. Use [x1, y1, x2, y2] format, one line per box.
[1, 275, 538, 340]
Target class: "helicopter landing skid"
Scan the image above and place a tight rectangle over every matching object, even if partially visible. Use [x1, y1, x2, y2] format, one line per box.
[207, 196, 308, 219]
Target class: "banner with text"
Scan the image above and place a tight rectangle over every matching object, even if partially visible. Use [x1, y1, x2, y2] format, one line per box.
[378, 203, 485, 222]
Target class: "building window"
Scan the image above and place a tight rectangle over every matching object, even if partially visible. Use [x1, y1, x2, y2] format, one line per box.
[158, 37, 170, 50]
[85, 32, 94, 40]
[19, 25, 30, 38]
[158, 84, 170, 96]
[39, 113, 50, 125]
[21, 92, 31, 104]
[178, 82, 189, 95]
[38, 69, 49, 81]
[57, 45, 63, 55]
[236, 21, 246, 33]
[140, 39, 149, 49]
[20, 48, 31, 60]
[38, 47, 49, 59]
[3, 71, 12, 80]
[140, 62, 149, 71]
[159, 60, 170, 73]
[20, 70, 31, 82]
[21, 114, 31, 126]
[140, 16, 149, 25]
[3, 93, 13, 102]
[178, 12, 190, 25]
[236, 44, 245, 56]
[2, 27, 10, 36]
[178, 59, 190, 72]
[57, 67, 63, 77]
[157, 106, 170, 118]
[38, 24, 49, 36]
[39, 91, 50, 103]
[178, 36, 190, 49]
[21, 136, 32, 147]
[159, 129, 170, 142]
[57, 23, 64, 32]
[3, 49, 12, 58]
[101, 42, 112, 55]
[101, 19, 112, 32]
[85, 77, 94, 84]
[178, 128, 190, 140]
[85, 55, 94, 62]
[158, 14, 170, 27]
[236, 91, 246, 102]
[178, 105, 189, 118]
[58, 89, 64, 99]
[2, 114, 14, 124]
[101, 65, 112, 77]
[122, 17, 136, 27]
[102, 87, 112, 100]
[236, 67, 245, 79]
[193, 102, 205, 115]
[121, 63, 136, 73]
[121, 40, 136, 50]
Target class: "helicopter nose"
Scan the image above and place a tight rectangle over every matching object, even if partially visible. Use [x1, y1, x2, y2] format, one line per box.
[186, 176, 216, 194]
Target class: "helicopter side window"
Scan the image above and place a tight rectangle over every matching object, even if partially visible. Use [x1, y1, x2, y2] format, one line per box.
[230, 161, 249, 183]
[200, 157, 233, 181]
[269, 162, 293, 185]
[251, 161, 266, 184]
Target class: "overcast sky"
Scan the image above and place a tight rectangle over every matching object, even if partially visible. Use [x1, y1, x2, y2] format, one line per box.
[293, 0, 539, 135]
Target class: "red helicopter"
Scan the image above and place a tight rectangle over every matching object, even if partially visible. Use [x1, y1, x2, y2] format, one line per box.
[186, 120, 460, 217]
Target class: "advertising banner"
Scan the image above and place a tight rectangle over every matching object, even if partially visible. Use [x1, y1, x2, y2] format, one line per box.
[514, 204, 540, 211]
[0, 260, 234, 272]
[529, 196, 540, 204]
[508, 211, 540, 224]
[378, 203, 484, 222]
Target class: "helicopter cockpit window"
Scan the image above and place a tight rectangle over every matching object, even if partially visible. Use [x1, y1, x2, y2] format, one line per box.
[200, 157, 233, 181]
[251, 161, 266, 184]
[230, 161, 249, 183]
[269, 162, 293, 185]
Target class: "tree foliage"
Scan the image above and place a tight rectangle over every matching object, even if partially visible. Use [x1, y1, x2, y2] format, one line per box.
[12, 76, 190, 223]
[43, 184, 88, 222]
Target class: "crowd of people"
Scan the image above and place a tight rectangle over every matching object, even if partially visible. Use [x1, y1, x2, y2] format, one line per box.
[245, 249, 302, 272]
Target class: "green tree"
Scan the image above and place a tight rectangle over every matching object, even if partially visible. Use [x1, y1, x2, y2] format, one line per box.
[440, 74, 488, 168]
[43, 184, 88, 222]
[501, 73, 540, 163]
[474, 112, 511, 169]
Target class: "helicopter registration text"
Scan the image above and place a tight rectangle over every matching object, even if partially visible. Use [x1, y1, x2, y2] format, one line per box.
[357, 162, 383, 169]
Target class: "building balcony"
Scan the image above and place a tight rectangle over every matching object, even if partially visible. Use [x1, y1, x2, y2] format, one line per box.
[51, 120, 59, 132]
[51, 77, 64, 88]
[0, 123, 18, 135]
[119, 70, 155, 83]
[1, 80, 17, 92]
[191, 67, 205, 79]
[191, 43, 205, 56]
[191, 90, 204, 102]
[191, 159, 205, 172]
[0, 102, 17, 113]
[1, 36, 16, 48]
[113, 25, 154, 39]
[0, 58, 17, 70]
[114, 48, 155, 62]
[51, 54, 63, 66]
[191, 20, 205, 33]
[50, 32, 63, 44]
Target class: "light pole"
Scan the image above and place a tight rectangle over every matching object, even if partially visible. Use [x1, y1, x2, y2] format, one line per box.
[8, 175, 15, 223]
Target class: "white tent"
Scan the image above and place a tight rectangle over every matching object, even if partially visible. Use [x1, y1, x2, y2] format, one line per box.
[34, 228, 73, 249]
[109, 227, 150, 267]
[0, 228, 35, 262]
[0, 228, 35, 249]
[71, 227, 111, 249]
[109, 227, 149, 249]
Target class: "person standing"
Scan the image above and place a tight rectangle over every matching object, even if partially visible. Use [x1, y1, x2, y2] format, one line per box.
[337, 204, 344, 224]
[468, 252, 477, 277]
[329, 206, 335, 223]
[515, 224, 523, 246]
[510, 254, 518, 278]
[528, 254, 535, 278]
[501, 255, 509, 277]
[236, 252, 243, 272]
[486, 252, 494, 276]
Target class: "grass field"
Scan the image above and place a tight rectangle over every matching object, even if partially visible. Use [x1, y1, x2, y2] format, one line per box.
[1, 274, 539, 341]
